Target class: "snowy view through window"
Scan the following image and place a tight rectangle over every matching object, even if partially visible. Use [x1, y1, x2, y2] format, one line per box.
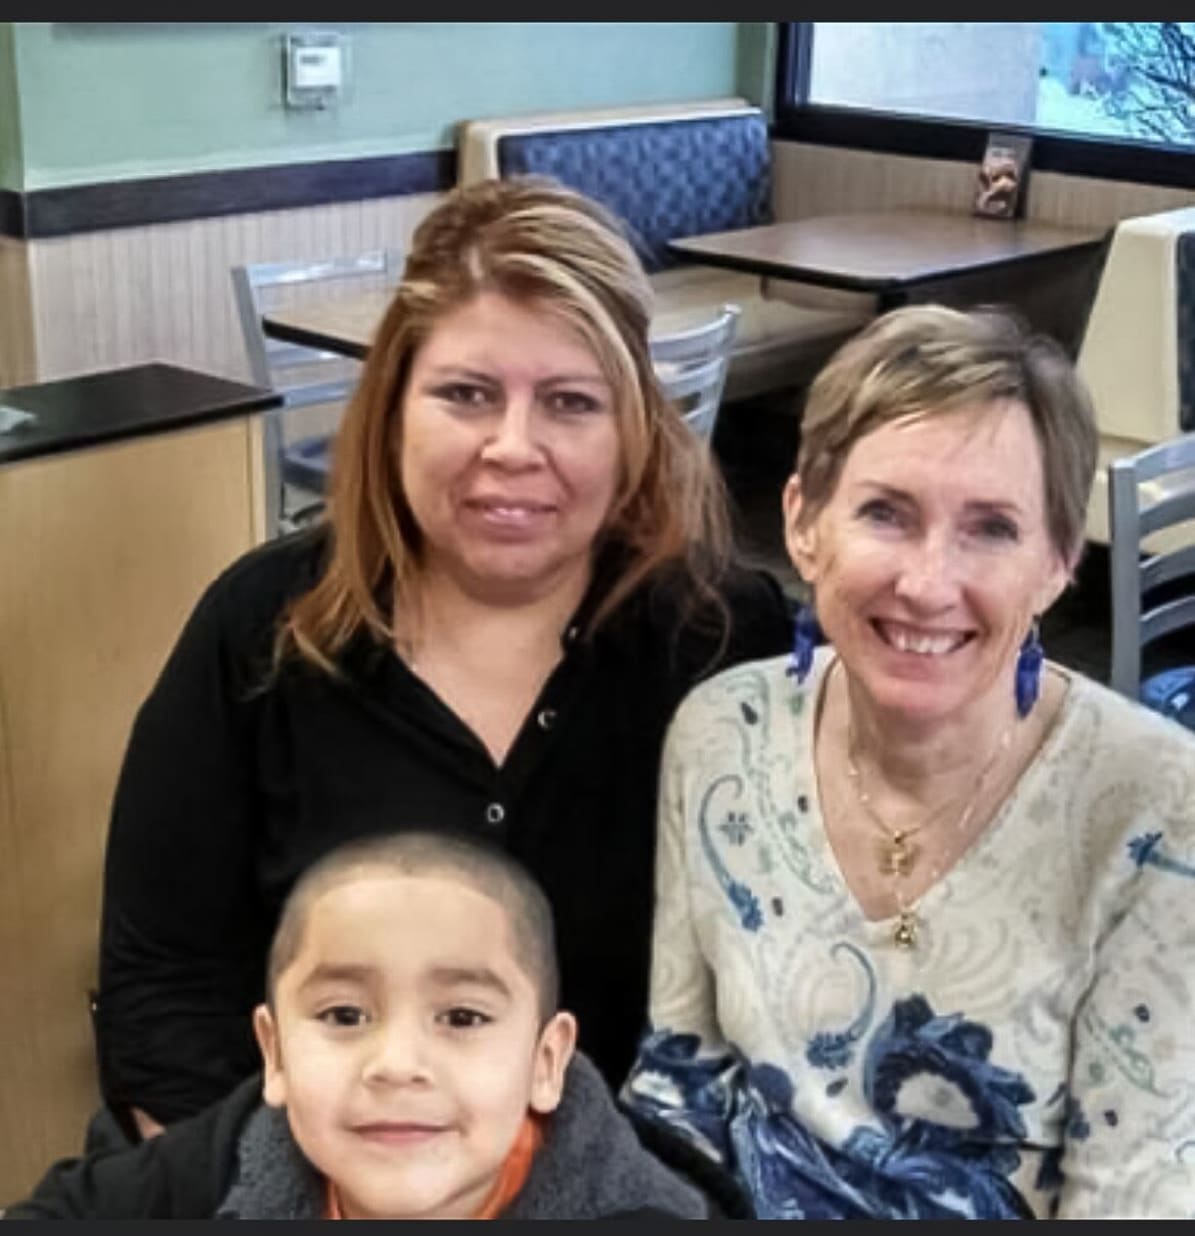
[809, 23, 1195, 150]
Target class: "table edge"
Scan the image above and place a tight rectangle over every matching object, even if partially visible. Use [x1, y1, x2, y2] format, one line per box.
[262, 315, 372, 361]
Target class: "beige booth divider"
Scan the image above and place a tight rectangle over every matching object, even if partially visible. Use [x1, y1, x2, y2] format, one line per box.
[0, 414, 266, 1206]
[1078, 206, 1195, 546]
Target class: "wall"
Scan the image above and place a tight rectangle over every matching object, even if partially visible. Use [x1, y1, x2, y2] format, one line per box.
[25, 190, 441, 383]
[0, 24, 22, 191]
[0, 23, 31, 386]
[735, 22, 776, 116]
[2, 21, 759, 389]
[10, 22, 743, 190]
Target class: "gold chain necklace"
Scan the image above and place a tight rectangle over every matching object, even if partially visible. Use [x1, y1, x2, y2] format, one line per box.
[845, 718, 1014, 950]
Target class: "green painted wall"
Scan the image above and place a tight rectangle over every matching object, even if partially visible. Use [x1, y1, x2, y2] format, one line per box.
[10, 22, 761, 191]
[0, 24, 23, 190]
[736, 22, 777, 117]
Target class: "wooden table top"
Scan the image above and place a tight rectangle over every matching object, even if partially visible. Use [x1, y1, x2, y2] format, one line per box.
[263, 289, 394, 360]
[261, 209, 1109, 360]
[668, 210, 1108, 293]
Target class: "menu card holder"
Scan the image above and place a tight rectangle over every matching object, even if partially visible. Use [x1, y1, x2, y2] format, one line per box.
[973, 131, 1033, 221]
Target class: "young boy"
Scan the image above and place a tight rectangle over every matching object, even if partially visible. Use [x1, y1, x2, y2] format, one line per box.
[7, 831, 734, 1219]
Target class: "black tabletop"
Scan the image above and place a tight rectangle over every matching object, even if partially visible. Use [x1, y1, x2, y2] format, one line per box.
[0, 361, 281, 466]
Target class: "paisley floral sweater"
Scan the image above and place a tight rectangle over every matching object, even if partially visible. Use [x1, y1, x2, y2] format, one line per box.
[623, 648, 1195, 1219]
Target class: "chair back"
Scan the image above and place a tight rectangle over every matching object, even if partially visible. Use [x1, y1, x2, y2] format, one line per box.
[650, 303, 741, 440]
[230, 250, 403, 536]
[1108, 431, 1195, 701]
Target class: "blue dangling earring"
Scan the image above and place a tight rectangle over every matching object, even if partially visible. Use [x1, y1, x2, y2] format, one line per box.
[1015, 618, 1043, 718]
[786, 604, 820, 686]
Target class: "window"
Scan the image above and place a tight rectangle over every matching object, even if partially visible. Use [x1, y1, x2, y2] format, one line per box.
[775, 23, 1195, 187]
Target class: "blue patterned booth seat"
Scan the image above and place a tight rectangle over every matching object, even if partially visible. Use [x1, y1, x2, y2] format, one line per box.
[458, 99, 872, 403]
[1142, 667, 1195, 731]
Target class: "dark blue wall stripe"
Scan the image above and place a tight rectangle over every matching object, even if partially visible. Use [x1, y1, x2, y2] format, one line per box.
[0, 147, 456, 240]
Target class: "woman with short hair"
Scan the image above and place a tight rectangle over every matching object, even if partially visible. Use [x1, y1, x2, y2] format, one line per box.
[625, 305, 1195, 1219]
[95, 176, 791, 1137]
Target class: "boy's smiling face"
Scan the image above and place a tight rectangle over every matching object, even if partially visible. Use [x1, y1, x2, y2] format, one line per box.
[253, 869, 575, 1220]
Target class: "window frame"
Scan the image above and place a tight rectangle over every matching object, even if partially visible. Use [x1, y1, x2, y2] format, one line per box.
[772, 22, 1195, 190]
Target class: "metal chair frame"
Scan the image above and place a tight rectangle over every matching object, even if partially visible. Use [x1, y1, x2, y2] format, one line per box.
[650, 302, 741, 441]
[1108, 432, 1195, 699]
[231, 250, 403, 537]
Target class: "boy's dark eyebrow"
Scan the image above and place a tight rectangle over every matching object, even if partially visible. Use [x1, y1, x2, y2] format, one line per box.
[292, 961, 515, 999]
[427, 965, 513, 999]
[296, 962, 375, 992]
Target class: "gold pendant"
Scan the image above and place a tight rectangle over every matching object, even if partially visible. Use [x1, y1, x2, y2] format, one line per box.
[893, 910, 918, 950]
[879, 831, 918, 877]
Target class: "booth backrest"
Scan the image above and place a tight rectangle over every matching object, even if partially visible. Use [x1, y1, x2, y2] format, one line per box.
[458, 98, 770, 272]
[456, 98, 872, 405]
[1078, 206, 1195, 445]
[1076, 205, 1195, 544]
[1177, 232, 1195, 434]
[495, 111, 772, 272]
[459, 97, 752, 180]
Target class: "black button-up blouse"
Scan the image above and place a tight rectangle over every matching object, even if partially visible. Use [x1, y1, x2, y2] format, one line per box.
[95, 527, 792, 1124]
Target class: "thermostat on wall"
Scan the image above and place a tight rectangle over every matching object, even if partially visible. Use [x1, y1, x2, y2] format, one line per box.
[284, 31, 345, 110]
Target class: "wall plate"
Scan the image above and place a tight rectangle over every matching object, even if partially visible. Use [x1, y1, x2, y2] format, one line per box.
[284, 31, 345, 110]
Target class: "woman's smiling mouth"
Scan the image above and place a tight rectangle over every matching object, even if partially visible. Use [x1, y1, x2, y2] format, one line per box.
[873, 619, 973, 657]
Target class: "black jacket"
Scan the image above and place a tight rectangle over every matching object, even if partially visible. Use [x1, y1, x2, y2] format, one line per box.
[95, 528, 792, 1124]
[6, 1055, 749, 1219]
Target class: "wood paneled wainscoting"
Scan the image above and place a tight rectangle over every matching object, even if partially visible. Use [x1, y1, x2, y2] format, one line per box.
[22, 191, 442, 386]
[772, 141, 1195, 228]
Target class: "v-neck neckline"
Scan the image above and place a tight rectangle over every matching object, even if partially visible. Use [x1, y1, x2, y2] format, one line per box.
[796, 647, 1076, 943]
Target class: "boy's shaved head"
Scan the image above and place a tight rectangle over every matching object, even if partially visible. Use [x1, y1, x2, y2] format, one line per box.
[267, 830, 560, 1023]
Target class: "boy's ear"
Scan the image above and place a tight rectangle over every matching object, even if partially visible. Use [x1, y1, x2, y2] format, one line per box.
[528, 1012, 577, 1116]
[253, 1003, 288, 1109]
[782, 473, 820, 583]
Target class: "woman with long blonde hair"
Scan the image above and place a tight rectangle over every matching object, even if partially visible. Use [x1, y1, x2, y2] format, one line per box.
[94, 177, 791, 1139]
